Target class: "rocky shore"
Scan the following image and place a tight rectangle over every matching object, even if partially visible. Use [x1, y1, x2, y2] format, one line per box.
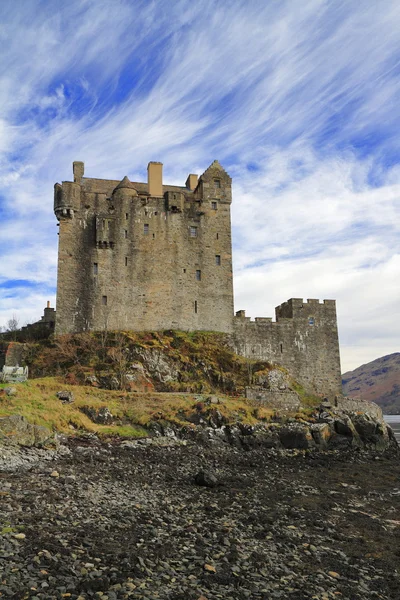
[1, 433, 400, 600]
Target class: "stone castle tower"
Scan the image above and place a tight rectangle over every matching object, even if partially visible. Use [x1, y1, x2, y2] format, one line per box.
[54, 160, 234, 335]
[54, 160, 342, 398]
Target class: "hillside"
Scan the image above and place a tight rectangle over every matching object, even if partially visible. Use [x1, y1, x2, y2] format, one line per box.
[342, 353, 400, 414]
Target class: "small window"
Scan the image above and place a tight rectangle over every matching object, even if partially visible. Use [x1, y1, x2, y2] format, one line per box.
[309, 317, 315, 325]
[194, 300, 198, 314]
[189, 226, 197, 238]
[215, 255, 221, 265]
[280, 343, 283, 353]
[214, 179, 221, 188]
[102, 219, 106, 228]
[196, 270, 201, 281]
[125, 213, 129, 220]
[124, 230, 128, 238]
[152, 233, 155, 239]
[102, 295, 107, 306]
[125, 257, 128, 266]
[211, 201, 217, 210]
[144, 224, 149, 235]
[216, 233, 219, 240]
[93, 263, 98, 275]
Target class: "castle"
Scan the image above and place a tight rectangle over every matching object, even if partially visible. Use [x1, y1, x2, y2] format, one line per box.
[54, 160, 342, 398]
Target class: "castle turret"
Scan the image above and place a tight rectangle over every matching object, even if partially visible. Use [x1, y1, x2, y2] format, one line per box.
[54, 161, 84, 220]
[197, 160, 232, 205]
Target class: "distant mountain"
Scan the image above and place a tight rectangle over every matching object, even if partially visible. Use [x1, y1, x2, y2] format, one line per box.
[342, 353, 400, 414]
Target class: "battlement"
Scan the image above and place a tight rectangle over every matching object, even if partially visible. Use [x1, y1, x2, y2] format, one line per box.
[275, 298, 336, 320]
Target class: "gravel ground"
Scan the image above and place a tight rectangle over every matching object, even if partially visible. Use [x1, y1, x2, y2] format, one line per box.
[1, 437, 400, 600]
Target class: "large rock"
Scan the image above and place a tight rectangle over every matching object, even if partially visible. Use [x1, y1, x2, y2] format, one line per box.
[0, 415, 53, 447]
[311, 422, 332, 446]
[279, 424, 314, 449]
[194, 470, 218, 488]
[56, 390, 74, 404]
[80, 406, 114, 425]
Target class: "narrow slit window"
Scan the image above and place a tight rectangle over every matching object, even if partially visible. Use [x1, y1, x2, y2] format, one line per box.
[189, 226, 197, 238]
[125, 213, 129, 220]
[211, 201, 217, 210]
[216, 233, 219, 240]
[144, 224, 149, 235]
[125, 257, 128, 266]
[152, 233, 155, 239]
[124, 230, 128, 238]
[102, 295, 107, 306]
[215, 255, 221, 265]
[194, 300, 198, 314]
[196, 270, 201, 281]
[93, 263, 98, 275]
[280, 343, 283, 353]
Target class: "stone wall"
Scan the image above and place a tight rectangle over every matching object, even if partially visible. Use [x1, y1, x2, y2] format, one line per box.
[334, 396, 383, 421]
[54, 161, 234, 335]
[245, 388, 301, 411]
[231, 298, 342, 399]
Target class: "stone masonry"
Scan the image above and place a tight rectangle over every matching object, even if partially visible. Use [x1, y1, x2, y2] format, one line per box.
[232, 299, 342, 398]
[54, 161, 234, 335]
[54, 161, 342, 398]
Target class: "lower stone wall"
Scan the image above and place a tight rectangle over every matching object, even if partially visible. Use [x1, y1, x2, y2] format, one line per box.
[245, 387, 300, 411]
[231, 300, 342, 399]
[334, 396, 383, 421]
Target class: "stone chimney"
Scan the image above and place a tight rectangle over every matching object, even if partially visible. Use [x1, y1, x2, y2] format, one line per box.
[185, 174, 198, 191]
[147, 162, 163, 197]
[73, 161, 84, 184]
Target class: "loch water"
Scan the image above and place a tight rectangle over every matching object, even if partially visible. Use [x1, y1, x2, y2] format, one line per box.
[383, 415, 400, 444]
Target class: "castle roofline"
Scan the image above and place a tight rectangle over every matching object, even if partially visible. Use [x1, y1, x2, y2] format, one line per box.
[113, 176, 138, 195]
[200, 159, 231, 181]
[79, 177, 193, 196]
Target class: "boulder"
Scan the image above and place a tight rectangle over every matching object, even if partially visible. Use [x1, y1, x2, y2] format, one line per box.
[4, 387, 17, 396]
[0, 415, 53, 447]
[279, 424, 314, 449]
[56, 390, 74, 404]
[80, 406, 113, 425]
[194, 470, 218, 488]
[311, 422, 332, 446]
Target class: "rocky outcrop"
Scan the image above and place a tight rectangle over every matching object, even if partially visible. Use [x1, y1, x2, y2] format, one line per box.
[0, 415, 54, 447]
[80, 406, 114, 425]
[138, 409, 398, 453]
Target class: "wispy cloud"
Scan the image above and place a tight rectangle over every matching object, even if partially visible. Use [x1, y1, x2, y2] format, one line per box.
[1, 0, 400, 370]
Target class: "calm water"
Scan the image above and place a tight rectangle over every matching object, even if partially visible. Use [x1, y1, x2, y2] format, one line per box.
[383, 415, 400, 443]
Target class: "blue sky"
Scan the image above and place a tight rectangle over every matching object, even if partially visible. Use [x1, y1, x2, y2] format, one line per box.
[1, 0, 400, 371]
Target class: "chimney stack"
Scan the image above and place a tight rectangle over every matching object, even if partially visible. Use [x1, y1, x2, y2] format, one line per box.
[185, 174, 198, 191]
[147, 162, 163, 197]
[73, 161, 84, 184]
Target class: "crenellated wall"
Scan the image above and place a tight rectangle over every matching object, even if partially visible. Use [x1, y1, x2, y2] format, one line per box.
[231, 298, 342, 398]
